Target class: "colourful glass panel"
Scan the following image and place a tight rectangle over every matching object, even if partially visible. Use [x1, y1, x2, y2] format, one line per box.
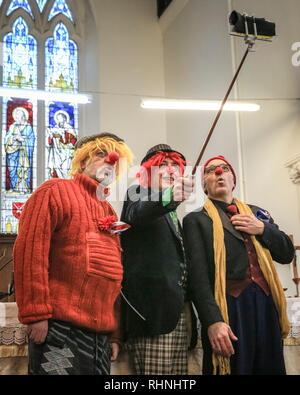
[45, 22, 78, 92]
[45, 102, 78, 180]
[45, 23, 78, 181]
[3, 17, 37, 89]
[6, 0, 34, 19]
[1, 17, 37, 234]
[48, 0, 73, 22]
[1, 98, 37, 234]
[35, 0, 48, 12]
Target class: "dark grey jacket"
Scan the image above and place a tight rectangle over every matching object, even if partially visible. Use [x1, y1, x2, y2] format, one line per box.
[183, 201, 295, 331]
[121, 185, 197, 344]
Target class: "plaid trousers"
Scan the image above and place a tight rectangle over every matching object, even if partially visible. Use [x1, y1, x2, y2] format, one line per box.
[127, 311, 188, 375]
[28, 320, 112, 375]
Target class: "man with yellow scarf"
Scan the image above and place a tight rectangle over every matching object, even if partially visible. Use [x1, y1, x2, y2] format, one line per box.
[183, 155, 295, 375]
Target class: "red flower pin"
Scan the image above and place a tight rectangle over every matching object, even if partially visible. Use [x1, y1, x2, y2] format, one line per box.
[97, 215, 118, 232]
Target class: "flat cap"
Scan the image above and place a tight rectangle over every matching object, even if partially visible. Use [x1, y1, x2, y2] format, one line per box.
[141, 143, 186, 164]
[75, 132, 124, 150]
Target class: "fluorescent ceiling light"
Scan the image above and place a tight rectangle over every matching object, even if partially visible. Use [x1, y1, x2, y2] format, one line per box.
[0, 87, 91, 104]
[141, 98, 260, 112]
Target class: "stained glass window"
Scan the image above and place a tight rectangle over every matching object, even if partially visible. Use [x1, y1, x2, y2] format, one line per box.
[45, 102, 78, 179]
[48, 0, 73, 23]
[35, 0, 48, 13]
[3, 17, 37, 89]
[1, 1, 77, 234]
[1, 17, 37, 234]
[45, 23, 78, 92]
[6, 0, 34, 19]
[45, 22, 78, 180]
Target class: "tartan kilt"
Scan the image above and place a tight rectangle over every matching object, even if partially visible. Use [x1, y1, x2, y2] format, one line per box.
[127, 311, 188, 375]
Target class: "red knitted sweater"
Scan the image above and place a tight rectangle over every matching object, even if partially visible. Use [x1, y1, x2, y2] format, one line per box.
[13, 173, 123, 335]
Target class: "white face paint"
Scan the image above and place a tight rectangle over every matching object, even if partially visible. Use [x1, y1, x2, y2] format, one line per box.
[96, 164, 116, 186]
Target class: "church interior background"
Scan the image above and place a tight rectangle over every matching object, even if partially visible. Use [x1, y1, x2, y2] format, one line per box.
[0, 0, 299, 375]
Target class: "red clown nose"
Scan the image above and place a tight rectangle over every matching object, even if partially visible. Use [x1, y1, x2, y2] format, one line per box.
[105, 152, 119, 165]
[215, 167, 223, 175]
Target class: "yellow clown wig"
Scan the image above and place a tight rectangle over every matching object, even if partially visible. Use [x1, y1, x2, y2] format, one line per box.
[70, 132, 133, 179]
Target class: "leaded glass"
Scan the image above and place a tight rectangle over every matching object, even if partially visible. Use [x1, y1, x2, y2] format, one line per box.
[45, 23, 78, 181]
[48, 0, 73, 22]
[35, 0, 48, 12]
[45, 23, 78, 92]
[1, 17, 38, 234]
[1, 98, 37, 234]
[3, 17, 37, 89]
[0, 3, 80, 233]
[45, 102, 78, 179]
[6, 0, 34, 19]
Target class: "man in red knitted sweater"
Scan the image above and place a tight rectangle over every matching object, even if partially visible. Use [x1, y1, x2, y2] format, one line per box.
[13, 132, 133, 375]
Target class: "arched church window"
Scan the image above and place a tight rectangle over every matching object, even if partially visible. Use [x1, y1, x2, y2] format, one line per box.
[45, 21, 78, 180]
[0, 0, 78, 234]
[6, 0, 34, 19]
[35, 0, 47, 12]
[48, 0, 73, 22]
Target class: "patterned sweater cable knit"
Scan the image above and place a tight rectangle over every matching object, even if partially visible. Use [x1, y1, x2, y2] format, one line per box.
[13, 173, 123, 340]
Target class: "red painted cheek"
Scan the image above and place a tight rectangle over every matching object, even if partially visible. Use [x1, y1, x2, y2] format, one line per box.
[215, 167, 223, 175]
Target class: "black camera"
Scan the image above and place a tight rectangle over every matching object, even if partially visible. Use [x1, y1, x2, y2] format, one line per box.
[229, 10, 276, 38]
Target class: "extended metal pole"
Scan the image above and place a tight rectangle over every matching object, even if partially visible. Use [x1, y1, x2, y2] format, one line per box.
[192, 43, 253, 175]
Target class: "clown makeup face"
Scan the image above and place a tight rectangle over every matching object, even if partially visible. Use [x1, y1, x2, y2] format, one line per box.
[203, 159, 235, 203]
[81, 150, 116, 185]
[96, 164, 116, 186]
[151, 158, 181, 191]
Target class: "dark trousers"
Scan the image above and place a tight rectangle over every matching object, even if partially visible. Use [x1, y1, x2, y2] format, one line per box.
[28, 320, 112, 375]
[202, 283, 286, 375]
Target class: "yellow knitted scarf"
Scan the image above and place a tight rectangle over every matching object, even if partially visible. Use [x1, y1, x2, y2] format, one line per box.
[204, 198, 290, 375]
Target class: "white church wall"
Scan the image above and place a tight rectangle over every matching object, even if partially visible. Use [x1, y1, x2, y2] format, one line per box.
[161, 0, 240, 219]
[161, 0, 300, 295]
[84, 0, 167, 215]
[231, 0, 300, 296]
[81, 0, 300, 295]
